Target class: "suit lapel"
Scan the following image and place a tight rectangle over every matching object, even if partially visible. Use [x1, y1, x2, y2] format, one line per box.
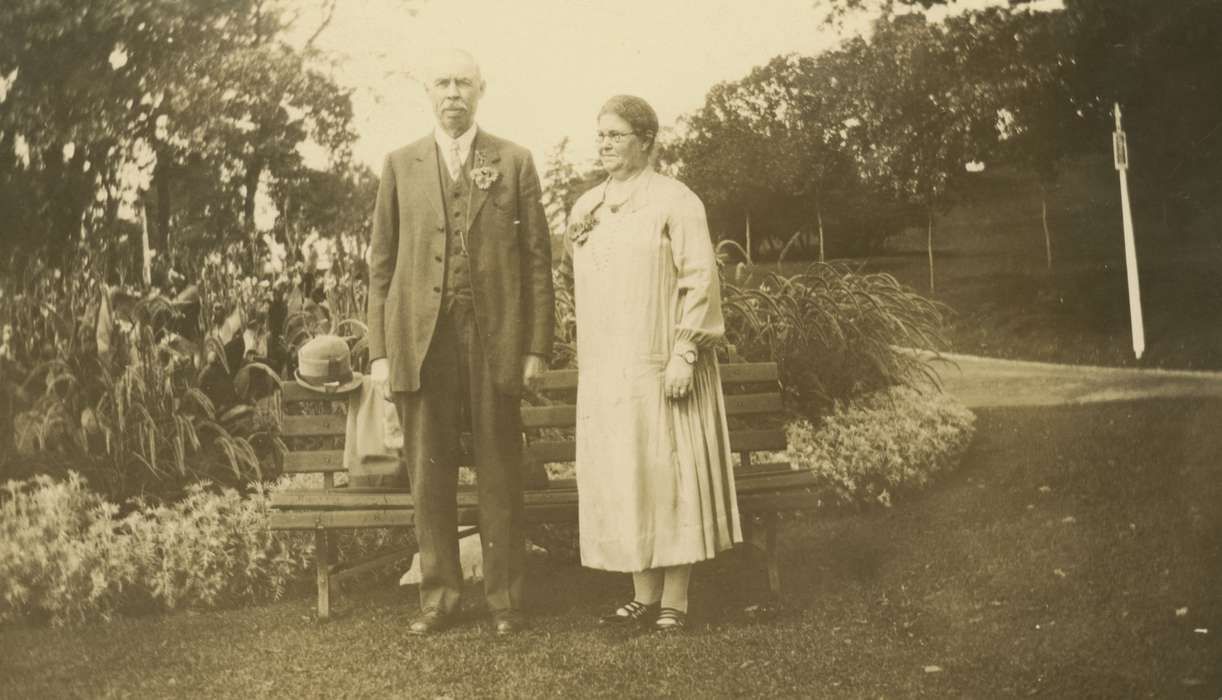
[413, 139, 445, 222]
[467, 131, 501, 227]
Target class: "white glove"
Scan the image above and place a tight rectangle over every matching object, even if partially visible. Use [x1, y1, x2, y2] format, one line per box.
[370, 358, 391, 401]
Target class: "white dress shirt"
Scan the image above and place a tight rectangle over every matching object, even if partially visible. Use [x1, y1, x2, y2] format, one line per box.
[434, 124, 478, 180]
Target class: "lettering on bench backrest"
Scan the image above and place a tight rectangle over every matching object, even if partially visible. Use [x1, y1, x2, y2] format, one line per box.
[279, 380, 350, 489]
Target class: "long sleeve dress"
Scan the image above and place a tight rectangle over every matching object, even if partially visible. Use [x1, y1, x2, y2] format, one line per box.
[571, 169, 742, 572]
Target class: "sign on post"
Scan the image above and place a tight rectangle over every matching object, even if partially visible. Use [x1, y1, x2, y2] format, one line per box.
[1113, 103, 1146, 360]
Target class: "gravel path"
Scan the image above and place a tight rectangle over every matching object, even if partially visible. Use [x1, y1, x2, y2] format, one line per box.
[932, 351, 1222, 408]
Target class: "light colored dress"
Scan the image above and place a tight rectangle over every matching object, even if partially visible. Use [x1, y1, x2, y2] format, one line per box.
[572, 168, 743, 572]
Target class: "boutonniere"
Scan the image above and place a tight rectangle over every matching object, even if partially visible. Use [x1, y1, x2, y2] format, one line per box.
[567, 202, 604, 247]
[470, 150, 500, 190]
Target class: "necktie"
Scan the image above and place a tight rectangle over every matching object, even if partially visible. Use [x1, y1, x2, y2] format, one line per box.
[448, 141, 462, 181]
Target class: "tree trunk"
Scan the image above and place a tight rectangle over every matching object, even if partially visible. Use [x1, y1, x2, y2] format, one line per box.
[140, 199, 153, 287]
[1040, 182, 1053, 272]
[816, 184, 826, 263]
[926, 206, 935, 294]
[243, 158, 263, 231]
[43, 144, 91, 267]
[152, 146, 172, 254]
[744, 210, 753, 264]
[244, 158, 264, 273]
[816, 200, 826, 263]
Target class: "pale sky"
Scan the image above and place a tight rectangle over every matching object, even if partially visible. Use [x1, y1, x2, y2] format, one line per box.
[296, 0, 1062, 171]
[299, 0, 854, 170]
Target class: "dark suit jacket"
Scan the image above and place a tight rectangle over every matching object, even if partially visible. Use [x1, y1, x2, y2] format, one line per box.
[367, 130, 554, 394]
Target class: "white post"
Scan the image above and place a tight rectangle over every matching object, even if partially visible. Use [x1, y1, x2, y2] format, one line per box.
[1113, 103, 1146, 360]
[139, 200, 152, 288]
[744, 210, 753, 264]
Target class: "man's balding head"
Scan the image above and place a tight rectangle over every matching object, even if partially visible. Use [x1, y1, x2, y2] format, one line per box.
[422, 49, 485, 136]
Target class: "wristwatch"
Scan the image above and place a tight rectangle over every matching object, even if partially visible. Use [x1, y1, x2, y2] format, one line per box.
[676, 348, 697, 365]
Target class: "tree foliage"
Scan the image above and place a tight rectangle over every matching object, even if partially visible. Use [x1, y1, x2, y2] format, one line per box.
[0, 0, 363, 270]
[675, 0, 1222, 263]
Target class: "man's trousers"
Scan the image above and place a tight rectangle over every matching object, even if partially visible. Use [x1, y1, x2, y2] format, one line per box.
[394, 300, 526, 615]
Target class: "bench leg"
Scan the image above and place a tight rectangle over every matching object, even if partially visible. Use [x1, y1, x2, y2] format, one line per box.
[745, 513, 781, 596]
[316, 529, 331, 621]
[762, 513, 781, 595]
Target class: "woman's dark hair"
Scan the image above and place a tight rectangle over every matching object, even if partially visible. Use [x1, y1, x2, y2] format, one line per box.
[599, 95, 659, 153]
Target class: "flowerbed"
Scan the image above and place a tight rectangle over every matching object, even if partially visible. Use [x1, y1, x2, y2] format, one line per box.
[785, 385, 976, 507]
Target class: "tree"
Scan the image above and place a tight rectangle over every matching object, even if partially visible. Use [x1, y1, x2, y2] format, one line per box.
[0, 0, 361, 270]
[830, 0, 1222, 244]
[539, 137, 601, 239]
[836, 12, 1010, 291]
[672, 54, 889, 260]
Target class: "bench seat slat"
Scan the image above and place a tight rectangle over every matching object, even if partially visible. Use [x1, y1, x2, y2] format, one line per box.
[737, 490, 822, 512]
[270, 466, 812, 512]
[269, 486, 820, 530]
[270, 503, 583, 529]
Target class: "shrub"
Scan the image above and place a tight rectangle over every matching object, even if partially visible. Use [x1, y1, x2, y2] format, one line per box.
[722, 261, 950, 414]
[785, 385, 976, 508]
[0, 474, 313, 625]
[121, 484, 313, 612]
[0, 474, 133, 626]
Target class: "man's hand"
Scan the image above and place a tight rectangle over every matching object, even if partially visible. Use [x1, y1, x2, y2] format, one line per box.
[370, 357, 391, 402]
[664, 355, 695, 401]
[522, 354, 547, 394]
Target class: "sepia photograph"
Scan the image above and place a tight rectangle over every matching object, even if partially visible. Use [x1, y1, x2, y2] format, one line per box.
[1, 0, 1220, 696]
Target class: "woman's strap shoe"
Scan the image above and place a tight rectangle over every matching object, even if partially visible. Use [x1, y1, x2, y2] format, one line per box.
[654, 607, 687, 632]
[598, 600, 660, 626]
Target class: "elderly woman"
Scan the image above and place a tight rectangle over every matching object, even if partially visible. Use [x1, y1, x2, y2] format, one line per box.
[568, 95, 742, 632]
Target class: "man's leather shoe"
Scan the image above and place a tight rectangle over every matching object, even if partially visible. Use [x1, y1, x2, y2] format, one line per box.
[408, 610, 452, 636]
[492, 611, 528, 635]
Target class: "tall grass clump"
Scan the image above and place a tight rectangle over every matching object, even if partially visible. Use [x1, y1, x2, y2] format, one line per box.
[0, 254, 304, 502]
[723, 261, 951, 414]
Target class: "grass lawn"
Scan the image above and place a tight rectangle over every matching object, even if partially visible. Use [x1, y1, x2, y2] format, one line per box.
[3, 398, 1220, 698]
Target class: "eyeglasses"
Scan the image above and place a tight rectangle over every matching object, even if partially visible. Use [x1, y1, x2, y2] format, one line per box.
[596, 130, 637, 145]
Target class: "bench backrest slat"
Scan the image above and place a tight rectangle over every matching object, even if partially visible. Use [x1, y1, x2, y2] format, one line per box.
[276, 362, 785, 477]
[282, 414, 346, 438]
[282, 382, 351, 403]
[278, 363, 780, 409]
[518, 392, 782, 429]
[525, 428, 787, 464]
[283, 450, 347, 473]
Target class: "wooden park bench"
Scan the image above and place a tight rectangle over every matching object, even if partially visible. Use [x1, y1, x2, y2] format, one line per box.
[269, 361, 822, 620]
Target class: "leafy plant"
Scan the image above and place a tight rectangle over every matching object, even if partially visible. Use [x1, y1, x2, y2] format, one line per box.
[722, 261, 951, 414]
[785, 385, 976, 507]
[550, 256, 577, 370]
[2, 263, 287, 502]
[0, 474, 314, 625]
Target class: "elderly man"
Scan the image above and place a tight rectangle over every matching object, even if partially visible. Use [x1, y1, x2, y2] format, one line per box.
[366, 48, 553, 635]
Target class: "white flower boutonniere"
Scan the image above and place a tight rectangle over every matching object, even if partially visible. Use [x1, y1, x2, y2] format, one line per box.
[471, 150, 500, 190]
